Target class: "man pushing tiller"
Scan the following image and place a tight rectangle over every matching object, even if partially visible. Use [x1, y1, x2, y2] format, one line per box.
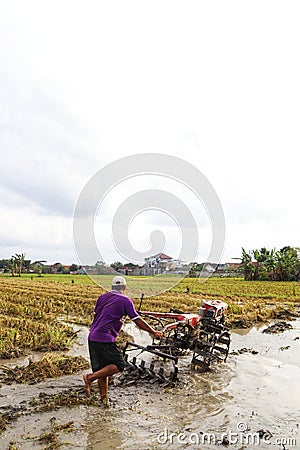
[83, 276, 163, 406]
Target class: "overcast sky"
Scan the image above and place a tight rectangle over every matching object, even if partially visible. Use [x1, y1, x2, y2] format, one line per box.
[0, 1, 299, 266]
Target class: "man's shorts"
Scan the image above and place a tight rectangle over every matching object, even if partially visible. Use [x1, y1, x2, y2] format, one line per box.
[88, 340, 126, 373]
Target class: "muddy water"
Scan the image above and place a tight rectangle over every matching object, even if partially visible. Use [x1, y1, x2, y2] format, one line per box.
[1, 320, 299, 449]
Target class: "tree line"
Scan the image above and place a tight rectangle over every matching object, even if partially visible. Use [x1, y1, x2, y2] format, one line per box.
[1, 246, 299, 281]
[0, 255, 78, 277]
[0, 253, 27, 277]
[240, 246, 300, 281]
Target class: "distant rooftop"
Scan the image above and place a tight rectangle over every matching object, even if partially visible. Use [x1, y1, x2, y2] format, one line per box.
[151, 253, 173, 260]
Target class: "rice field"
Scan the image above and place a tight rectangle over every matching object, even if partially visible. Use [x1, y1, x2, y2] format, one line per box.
[0, 274, 299, 359]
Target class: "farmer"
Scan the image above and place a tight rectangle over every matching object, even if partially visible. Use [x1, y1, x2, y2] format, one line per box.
[83, 275, 163, 406]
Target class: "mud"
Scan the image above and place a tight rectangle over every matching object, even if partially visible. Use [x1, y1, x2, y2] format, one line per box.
[274, 309, 299, 320]
[230, 348, 259, 355]
[262, 320, 293, 334]
[0, 319, 299, 449]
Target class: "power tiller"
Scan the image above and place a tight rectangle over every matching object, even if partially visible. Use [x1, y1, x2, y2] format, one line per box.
[121, 295, 231, 386]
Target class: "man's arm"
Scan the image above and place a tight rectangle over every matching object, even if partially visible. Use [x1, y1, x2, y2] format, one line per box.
[133, 317, 163, 339]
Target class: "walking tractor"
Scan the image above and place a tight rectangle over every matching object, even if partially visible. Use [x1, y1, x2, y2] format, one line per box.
[121, 296, 231, 385]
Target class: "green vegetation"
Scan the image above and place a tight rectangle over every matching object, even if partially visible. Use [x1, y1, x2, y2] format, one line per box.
[240, 246, 300, 281]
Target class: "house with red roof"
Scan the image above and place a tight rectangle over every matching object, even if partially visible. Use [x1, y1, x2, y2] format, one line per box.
[142, 253, 175, 275]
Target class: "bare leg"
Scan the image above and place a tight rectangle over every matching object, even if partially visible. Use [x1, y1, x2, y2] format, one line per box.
[83, 364, 119, 397]
[98, 377, 109, 405]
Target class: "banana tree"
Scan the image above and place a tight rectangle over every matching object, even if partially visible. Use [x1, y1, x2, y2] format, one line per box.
[264, 249, 276, 280]
[240, 246, 300, 281]
[252, 247, 275, 280]
[275, 246, 300, 281]
[240, 248, 253, 281]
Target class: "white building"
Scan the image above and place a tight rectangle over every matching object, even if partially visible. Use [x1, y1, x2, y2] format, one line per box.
[143, 253, 174, 275]
[142, 253, 190, 275]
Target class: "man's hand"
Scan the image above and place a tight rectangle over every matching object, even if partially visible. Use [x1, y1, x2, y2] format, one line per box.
[134, 317, 163, 339]
[152, 330, 163, 339]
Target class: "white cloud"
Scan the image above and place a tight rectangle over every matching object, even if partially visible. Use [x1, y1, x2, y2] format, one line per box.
[0, 1, 299, 264]
[0, 203, 74, 262]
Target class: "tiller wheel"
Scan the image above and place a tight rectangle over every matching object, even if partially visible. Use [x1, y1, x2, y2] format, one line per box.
[191, 322, 231, 372]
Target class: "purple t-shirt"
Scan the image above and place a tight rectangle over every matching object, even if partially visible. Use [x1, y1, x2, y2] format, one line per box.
[88, 291, 139, 343]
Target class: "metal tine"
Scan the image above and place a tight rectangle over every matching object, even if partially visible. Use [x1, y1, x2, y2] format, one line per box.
[132, 357, 145, 377]
[126, 361, 136, 371]
[148, 362, 160, 383]
[139, 364, 155, 380]
[162, 370, 178, 387]
[132, 357, 138, 367]
[138, 360, 147, 373]
[170, 369, 178, 381]
[126, 356, 140, 372]
[123, 361, 179, 387]
[148, 362, 156, 377]
[134, 361, 156, 381]
[151, 365, 175, 384]
[157, 367, 165, 383]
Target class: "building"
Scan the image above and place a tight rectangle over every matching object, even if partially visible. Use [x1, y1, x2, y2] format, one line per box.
[117, 264, 143, 276]
[142, 253, 192, 275]
[142, 253, 174, 275]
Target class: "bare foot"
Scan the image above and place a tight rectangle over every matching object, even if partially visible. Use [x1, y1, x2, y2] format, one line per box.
[101, 397, 110, 408]
[83, 374, 91, 397]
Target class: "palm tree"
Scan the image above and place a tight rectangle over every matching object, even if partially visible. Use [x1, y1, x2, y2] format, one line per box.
[9, 257, 17, 277]
[14, 253, 26, 277]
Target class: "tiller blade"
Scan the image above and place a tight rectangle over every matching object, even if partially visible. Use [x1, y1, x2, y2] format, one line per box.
[122, 341, 179, 384]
